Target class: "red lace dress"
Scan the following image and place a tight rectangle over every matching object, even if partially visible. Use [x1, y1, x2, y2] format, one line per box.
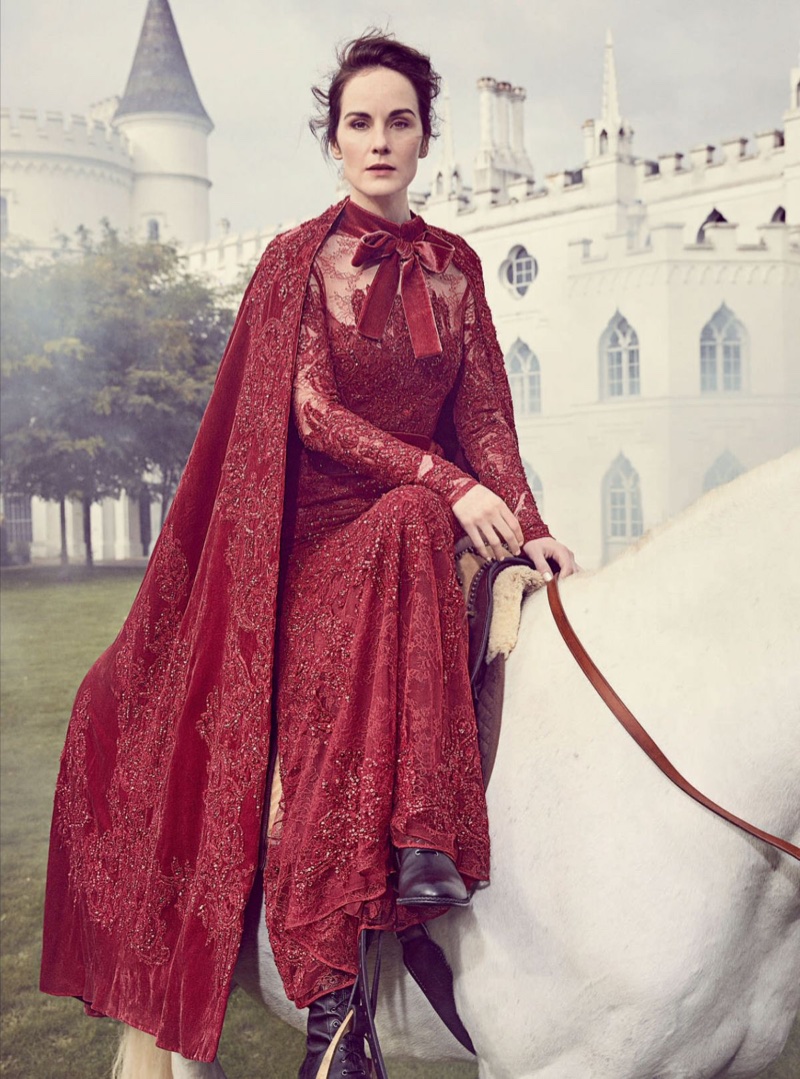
[265, 200, 548, 1008]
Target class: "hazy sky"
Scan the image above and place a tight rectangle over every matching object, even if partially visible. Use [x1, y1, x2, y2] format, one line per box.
[2, 0, 798, 236]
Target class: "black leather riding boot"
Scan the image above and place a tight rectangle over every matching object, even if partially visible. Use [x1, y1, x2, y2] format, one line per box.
[297, 985, 370, 1079]
[396, 847, 470, 906]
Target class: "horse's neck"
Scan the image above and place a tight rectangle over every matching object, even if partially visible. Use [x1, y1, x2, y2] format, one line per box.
[510, 451, 800, 829]
[539, 449, 800, 691]
[594, 448, 798, 606]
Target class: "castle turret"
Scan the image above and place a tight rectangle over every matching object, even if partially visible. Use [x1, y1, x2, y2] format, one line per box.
[114, 0, 213, 246]
[0, 107, 133, 250]
[580, 30, 636, 222]
[591, 29, 634, 160]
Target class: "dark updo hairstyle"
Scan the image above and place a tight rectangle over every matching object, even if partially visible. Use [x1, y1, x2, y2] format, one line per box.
[310, 29, 441, 154]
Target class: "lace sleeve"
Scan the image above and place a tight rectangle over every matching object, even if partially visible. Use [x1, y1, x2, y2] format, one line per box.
[292, 269, 477, 504]
[453, 285, 550, 542]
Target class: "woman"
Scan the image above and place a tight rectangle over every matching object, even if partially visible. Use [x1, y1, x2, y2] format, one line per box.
[41, 30, 575, 1079]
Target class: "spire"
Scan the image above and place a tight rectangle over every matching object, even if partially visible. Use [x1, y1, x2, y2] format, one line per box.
[428, 84, 463, 204]
[116, 0, 212, 127]
[590, 29, 632, 160]
[601, 28, 622, 134]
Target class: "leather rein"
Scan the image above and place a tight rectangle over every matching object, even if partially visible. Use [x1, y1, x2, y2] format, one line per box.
[547, 575, 800, 862]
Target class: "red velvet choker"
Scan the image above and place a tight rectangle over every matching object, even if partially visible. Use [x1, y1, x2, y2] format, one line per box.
[339, 200, 455, 360]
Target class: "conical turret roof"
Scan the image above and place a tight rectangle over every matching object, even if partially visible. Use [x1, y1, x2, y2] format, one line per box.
[116, 0, 212, 126]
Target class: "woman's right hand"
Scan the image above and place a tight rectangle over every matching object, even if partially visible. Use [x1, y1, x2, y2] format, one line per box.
[451, 484, 524, 560]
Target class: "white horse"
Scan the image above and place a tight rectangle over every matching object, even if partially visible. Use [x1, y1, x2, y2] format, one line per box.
[116, 450, 800, 1079]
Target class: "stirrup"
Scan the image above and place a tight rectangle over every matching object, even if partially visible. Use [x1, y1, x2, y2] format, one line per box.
[358, 930, 390, 1079]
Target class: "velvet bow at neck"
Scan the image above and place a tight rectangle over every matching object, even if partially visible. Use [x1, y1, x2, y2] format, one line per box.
[340, 200, 455, 360]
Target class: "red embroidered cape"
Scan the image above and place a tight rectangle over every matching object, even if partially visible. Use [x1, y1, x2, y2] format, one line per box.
[40, 199, 535, 1061]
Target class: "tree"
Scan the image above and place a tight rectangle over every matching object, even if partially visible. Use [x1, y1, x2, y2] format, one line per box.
[0, 225, 235, 564]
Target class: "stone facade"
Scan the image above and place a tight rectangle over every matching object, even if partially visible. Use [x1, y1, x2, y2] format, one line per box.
[416, 36, 800, 566]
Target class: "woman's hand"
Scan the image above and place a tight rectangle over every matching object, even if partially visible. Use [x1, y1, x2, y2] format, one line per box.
[452, 485, 579, 576]
[523, 536, 578, 579]
[451, 484, 524, 560]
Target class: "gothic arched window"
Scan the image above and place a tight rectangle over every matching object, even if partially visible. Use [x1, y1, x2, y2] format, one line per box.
[703, 451, 744, 492]
[603, 453, 643, 561]
[522, 460, 544, 513]
[770, 206, 786, 224]
[500, 245, 538, 297]
[505, 339, 541, 415]
[599, 129, 608, 154]
[146, 218, 160, 242]
[700, 304, 745, 393]
[600, 312, 640, 398]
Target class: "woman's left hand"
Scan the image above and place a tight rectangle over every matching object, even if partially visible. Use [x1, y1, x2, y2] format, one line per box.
[523, 536, 579, 579]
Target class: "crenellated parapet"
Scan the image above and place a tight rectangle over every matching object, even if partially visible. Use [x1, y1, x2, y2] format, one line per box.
[0, 107, 134, 172]
[1, 106, 135, 247]
[567, 214, 794, 277]
[441, 38, 797, 230]
[636, 129, 786, 189]
[184, 222, 283, 286]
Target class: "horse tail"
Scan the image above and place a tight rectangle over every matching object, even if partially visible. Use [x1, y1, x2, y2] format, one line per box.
[112, 1024, 173, 1079]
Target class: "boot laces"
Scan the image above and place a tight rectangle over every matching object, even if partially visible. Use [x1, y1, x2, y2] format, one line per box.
[336, 1031, 369, 1077]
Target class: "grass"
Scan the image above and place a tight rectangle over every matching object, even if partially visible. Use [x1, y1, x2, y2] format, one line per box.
[0, 565, 475, 1078]
[1, 564, 797, 1078]
[1, 566, 143, 1078]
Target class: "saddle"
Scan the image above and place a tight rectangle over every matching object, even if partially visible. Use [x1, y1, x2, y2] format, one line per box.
[454, 543, 545, 786]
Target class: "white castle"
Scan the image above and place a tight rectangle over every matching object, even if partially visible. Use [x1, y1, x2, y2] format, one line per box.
[1, 1, 798, 568]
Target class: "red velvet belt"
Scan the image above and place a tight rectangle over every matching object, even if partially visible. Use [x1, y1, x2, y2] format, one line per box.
[307, 431, 443, 477]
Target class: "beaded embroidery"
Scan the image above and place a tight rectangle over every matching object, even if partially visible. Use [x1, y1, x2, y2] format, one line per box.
[44, 198, 548, 1059]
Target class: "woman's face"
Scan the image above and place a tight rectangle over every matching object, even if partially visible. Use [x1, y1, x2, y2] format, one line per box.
[332, 66, 428, 222]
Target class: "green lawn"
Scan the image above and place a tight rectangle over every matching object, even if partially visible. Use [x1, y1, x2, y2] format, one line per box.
[1, 565, 797, 1078]
[0, 566, 474, 1079]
